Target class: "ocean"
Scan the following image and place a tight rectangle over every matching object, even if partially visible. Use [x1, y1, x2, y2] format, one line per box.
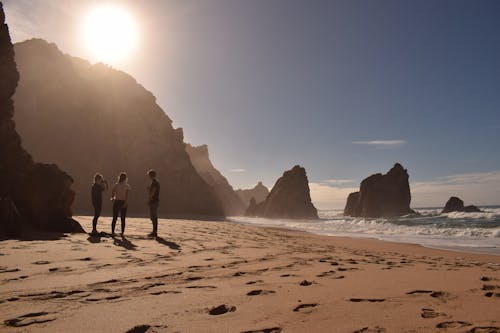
[229, 206, 500, 255]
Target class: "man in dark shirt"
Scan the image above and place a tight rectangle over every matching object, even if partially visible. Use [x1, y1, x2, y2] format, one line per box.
[147, 169, 160, 237]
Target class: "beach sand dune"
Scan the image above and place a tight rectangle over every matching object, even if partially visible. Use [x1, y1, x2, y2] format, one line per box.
[1, 217, 499, 332]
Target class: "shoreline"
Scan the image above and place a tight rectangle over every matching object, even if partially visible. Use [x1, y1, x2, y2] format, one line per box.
[1, 216, 498, 332]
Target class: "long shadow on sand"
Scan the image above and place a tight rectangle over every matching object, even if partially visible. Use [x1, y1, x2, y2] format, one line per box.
[155, 236, 181, 251]
[113, 235, 138, 250]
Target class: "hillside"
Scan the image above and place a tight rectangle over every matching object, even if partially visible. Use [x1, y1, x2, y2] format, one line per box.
[13, 38, 223, 218]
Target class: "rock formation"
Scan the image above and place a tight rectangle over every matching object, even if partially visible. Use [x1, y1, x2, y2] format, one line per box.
[344, 163, 416, 218]
[236, 181, 269, 208]
[12, 38, 224, 218]
[245, 165, 318, 219]
[0, 5, 83, 236]
[185, 144, 245, 215]
[441, 197, 481, 214]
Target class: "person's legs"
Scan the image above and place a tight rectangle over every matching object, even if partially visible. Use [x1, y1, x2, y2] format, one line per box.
[111, 200, 121, 234]
[120, 204, 127, 234]
[149, 202, 158, 236]
[92, 203, 102, 233]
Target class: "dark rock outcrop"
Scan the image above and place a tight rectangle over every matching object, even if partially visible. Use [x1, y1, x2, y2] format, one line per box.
[344, 163, 415, 218]
[245, 165, 318, 219]
[12, 38, 223, 218]
[0, 5, 83, 236]
[236, 181, 269, 208]
[441, 197, 481, 214]
[343, 192, 361, 217]
[185, 144, 245, 215]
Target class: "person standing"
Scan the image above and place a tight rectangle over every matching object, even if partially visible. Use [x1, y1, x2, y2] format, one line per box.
[111, 172, 130, 235]
[147, 169, 160, 237]
[91, 173, 108, 235]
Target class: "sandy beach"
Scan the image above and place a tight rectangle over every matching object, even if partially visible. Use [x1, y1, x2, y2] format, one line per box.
[0, 216, 499, 333]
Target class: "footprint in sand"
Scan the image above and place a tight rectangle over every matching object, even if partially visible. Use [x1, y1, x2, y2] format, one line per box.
[208, 304, 236, 315]
[353, 326, 386, 333]
[32, 260, 50, 265]
[406, 290, 433, 295]
[241, 327, 282, 333]
[299, 280, 313, 286]
[349, 298, 385, 303]
[125, 324, 168, 333]
[293, 303, 318, 312]
[246, 280, 264, 285]
[467, 327, 500, 333]
[247, 289, 276, 296]
[436, 321, 472, 329]
[421, 308, 446, 319]
[316, 270, 336, 277]
[4, 311, 56, 327]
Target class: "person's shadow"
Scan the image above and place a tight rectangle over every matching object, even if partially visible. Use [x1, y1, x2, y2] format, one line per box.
[87, 231, 108, 243]
[155, 236, 181, 251]
[112, 235, 137, 250]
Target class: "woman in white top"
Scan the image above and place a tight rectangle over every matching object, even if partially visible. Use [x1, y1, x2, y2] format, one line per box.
[111, 172, 131, 235]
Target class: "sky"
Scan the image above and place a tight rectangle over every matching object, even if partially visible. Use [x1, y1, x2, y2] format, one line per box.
[3, 0, 500, 209]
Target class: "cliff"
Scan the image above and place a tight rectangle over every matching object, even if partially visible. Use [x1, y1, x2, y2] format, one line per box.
[185, 144, 245, 215]
[0, 6, 82, 236]
[12, 38, 223, 218]
[245, 165, 318, 219]
[344, 163, 415, 218]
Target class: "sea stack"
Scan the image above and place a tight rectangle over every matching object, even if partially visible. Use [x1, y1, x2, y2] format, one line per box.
[0, 5, 83, 236]
[236, 181, 269, 208]
[344, 163, 415, 218]
[441, 197, 481, 214]
[245, 165, 318, 219]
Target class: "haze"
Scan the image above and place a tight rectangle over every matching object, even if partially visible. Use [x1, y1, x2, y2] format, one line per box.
[4, 0, 500, 209]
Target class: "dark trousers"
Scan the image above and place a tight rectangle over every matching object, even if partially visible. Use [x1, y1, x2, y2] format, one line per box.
[92, 203, 102, 232]
[149, 201, 159, 234]
[111, 200, 127, 234]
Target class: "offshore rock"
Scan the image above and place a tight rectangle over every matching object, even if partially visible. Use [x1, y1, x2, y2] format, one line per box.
[344, 163, 415, 218]
[441, 196, 481, 214]
[236, 181, 269, 208]
[245, 165, 318, 219]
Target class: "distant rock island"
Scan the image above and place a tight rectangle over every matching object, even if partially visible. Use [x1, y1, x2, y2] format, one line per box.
[344, 163, 416, 218]
[245, 165, 318, 219]
[0, 6, 83, 236]
[236, 182, 269, 208]
[441, 197, 481, 214]
[185, 144, 245, 215]
[12, 38, 223, 218]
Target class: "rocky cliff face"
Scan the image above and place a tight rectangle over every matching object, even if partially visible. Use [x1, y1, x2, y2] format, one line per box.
[185, 144, 245, 215]
[12, 38, 223, 218]
[0, 6, 82, 236]
[441, 197, 481, 214]
[245, 165, 318, 219]
[344, 163, 415, 218]
[236, 182, 269, 208]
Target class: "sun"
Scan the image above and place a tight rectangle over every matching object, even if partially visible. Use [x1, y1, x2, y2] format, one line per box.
[82, 4, 138, 65]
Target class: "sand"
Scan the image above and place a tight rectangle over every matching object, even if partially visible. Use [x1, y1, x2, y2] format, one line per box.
[0, 216, 499, 333]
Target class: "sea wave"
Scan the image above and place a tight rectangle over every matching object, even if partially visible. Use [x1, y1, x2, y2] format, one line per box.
[229, 206, 500, 254]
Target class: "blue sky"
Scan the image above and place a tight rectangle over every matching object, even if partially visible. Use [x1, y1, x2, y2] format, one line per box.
[4, 0, 500, 208]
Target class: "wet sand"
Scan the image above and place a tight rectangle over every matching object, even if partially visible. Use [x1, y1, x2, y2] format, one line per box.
[0, 216, 499, 332]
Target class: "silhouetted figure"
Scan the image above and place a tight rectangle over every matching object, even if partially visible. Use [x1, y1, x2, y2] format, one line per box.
[111, 172, 130, 235]
[147, 169, 160, 237]
[91, 173, 108, 235]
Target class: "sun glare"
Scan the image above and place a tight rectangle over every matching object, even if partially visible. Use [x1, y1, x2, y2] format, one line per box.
[82, 4, 138, 65]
